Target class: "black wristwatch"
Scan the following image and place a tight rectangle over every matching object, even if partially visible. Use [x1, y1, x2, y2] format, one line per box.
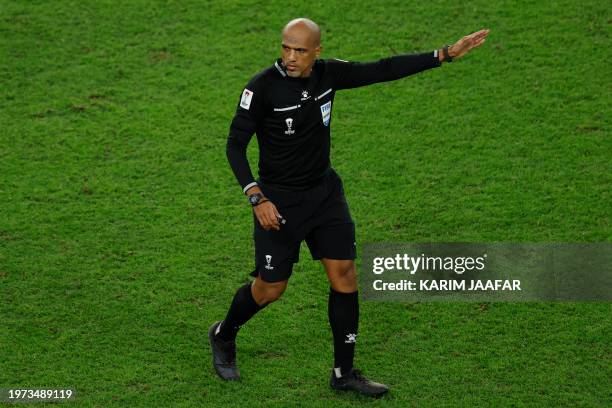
[442, 44, 453, 63]
[248, 192, 265, 206]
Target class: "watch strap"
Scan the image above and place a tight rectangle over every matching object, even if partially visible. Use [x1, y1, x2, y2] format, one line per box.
[442, 44, 453, 63]
[253, 199, 270, 207]
[248, 192, 264, 206]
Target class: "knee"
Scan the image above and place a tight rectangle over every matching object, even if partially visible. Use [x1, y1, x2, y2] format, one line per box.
[329, 261, 358, 292]
[337, 261, 357, 281]
[252, 278, 287, 305]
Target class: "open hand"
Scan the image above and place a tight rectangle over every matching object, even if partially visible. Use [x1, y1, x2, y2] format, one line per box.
[450, 29, 490, 59]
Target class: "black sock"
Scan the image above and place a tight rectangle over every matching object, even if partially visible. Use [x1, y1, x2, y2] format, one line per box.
[217, 282, 267, 341]
[328, 287, 359, 376]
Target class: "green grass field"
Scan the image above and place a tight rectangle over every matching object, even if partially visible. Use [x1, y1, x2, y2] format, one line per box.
[1, 0, 610, 406]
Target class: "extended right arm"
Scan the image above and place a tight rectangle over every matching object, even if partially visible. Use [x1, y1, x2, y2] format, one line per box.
[328, 29, 490, 90]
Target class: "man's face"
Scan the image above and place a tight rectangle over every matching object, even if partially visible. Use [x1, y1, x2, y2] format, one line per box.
[281, 26, 320, 78]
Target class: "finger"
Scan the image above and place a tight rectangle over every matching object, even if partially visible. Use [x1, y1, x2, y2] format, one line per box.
[470, 41, 484, 50]
[260, 216, 271, 230]
[271, 212, 281, 229]
[471, 29, 488, 39]
[472, 32, 487, 41]
[258, 216, 269, 230]
[258, 209, 273, 230]
[255, 210, 265, 226]
[470, 32, 486, 48]
[268, 217, 279, 230]
[257, 206, 269, 223]
[274, 209, 285, 224]
[262, 212, 274, 229]
[264, 210, 280, 230]
[267, 204, 284, 227]
[274, 207, 283, 219]
[263, 220, 275, 231]
[477, 31, 489, 40]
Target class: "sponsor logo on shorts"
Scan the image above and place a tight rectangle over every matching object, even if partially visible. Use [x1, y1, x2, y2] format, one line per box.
[345, 333, 357, 344]
[265, 254, 274, 270]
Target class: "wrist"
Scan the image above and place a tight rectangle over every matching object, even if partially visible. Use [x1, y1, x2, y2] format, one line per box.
[441, 44, 454, 63]
[252, 198, 270, 207]
[248, 192, 266, 206]
[245, 185, 262, 195]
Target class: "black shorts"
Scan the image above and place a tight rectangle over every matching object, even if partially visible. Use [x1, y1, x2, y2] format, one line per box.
[250, 168, 356, 282]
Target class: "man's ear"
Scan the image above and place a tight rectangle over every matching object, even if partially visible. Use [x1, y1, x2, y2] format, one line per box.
[315, 45, 322, 58]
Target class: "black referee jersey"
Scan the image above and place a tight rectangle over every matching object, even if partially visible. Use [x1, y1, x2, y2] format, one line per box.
[226, 51, 442, 192]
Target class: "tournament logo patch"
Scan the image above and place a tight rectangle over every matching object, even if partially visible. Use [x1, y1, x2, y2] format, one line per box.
[265, 254, 274, 270]
[320, 101, 332, 126]
[240, 88, 253, 110]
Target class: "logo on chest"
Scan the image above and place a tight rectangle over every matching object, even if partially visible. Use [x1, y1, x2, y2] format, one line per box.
[284, 118, 295, 135]
[320, 101, 332, 127]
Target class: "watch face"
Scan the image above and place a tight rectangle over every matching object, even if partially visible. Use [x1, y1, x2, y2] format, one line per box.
[249, 194, 259, 204]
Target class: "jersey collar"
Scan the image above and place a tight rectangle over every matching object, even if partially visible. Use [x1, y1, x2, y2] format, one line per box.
[274, 59, 287, 77]
[274, 58, 321, 82]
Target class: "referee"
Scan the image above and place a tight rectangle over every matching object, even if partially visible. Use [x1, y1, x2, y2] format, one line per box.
[210, 18, 489, 397]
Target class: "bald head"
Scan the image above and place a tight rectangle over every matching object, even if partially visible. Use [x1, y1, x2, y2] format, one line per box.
[282, 18, 321, 47]
[279, 18, 322, 78]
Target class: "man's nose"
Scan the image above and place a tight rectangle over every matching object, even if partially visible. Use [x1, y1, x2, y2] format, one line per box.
[288, 49, 296, 60]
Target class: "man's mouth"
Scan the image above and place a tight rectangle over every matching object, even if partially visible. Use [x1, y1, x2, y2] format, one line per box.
[286, 64, 297, 71]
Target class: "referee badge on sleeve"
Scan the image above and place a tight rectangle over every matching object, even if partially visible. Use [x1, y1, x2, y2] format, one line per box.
[240, 88, 253, 110]
[320, 101, 332, 126]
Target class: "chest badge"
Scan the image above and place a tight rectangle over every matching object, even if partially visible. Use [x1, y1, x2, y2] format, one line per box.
[301, 90, 310, 101]
[284, 118, 295, 135]
[320, 101, 332, 126]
